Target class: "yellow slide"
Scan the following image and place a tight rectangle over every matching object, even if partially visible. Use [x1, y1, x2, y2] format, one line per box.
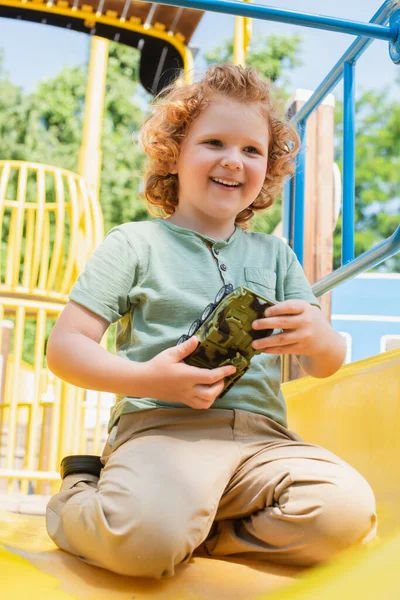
[2, 349, 399, 600]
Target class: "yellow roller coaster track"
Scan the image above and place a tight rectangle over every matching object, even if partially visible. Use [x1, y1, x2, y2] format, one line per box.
[0, 0, 200, 92]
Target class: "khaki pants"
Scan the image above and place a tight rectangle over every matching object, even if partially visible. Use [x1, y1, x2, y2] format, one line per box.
[46, 409, 377, 579]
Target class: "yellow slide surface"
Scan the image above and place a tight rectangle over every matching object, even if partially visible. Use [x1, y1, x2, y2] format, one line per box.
[2, 349, 400, 600]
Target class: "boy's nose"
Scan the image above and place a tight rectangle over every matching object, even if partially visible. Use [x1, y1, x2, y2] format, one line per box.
[220, 152, 243, 170]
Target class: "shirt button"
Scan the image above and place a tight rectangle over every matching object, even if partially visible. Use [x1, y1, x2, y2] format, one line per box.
[220, 264, 227, 271]
[213, 248, 219, 255]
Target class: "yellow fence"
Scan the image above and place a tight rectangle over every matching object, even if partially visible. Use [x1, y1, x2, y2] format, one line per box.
[0, 160, 104, 494]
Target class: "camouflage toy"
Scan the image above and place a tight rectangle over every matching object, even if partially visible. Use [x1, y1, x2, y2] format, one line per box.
[177, 285, 276, 397]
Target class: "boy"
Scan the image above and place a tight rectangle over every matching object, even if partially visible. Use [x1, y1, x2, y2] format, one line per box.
[46, 64, 377, 578]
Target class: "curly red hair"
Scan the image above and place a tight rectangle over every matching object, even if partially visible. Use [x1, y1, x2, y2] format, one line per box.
[140, 64, 300, 228]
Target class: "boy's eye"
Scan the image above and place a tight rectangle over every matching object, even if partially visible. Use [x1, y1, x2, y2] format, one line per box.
[245, 146, 260, 154]
[204, 140, 261, 154]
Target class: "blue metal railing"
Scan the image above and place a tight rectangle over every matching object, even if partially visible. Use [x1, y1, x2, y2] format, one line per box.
[312, 226, 400, 297]
[342, 61, 356, 264]
[284, 0, 400, 272]
[290, 1, 398, 124]
[153, 0, 400, 289]
[155, 0, 398, 41]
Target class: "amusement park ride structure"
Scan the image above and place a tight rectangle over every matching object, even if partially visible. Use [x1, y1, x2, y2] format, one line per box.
[0, 1, 399, 599]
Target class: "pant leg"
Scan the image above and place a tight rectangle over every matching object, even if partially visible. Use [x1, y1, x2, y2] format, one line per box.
[205, 410, 377, 567]
[46, 409, 241, 578]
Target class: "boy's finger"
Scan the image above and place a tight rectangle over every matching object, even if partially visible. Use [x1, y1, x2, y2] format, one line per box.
[252, 330, 297, 350]
[196, 365, 236, 384]
[195, 379, 225, 398]
[173, 335, 199, 359]
[263, 300, 308, 317]
[252, 315, 299, 330]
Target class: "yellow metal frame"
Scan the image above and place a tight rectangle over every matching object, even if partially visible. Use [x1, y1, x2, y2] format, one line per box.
[234, 0, 252, 65]
[0, 160, 104, 493]
[78, 36, 109, 199]
[0, 0, 194, 78]
[0, 160, 103, 299]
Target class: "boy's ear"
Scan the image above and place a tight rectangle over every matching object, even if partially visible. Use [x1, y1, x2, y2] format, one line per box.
[169, 163, 178, 175]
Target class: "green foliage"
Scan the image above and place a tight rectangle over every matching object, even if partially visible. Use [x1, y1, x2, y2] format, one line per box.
[99, 43, 151, 230]
[204, 33, 303, 86]
[0, 43, 151, 235]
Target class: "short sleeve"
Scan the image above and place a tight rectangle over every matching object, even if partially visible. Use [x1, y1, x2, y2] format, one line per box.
[284, 247, 320, 308]
[69, 227, 140, 323]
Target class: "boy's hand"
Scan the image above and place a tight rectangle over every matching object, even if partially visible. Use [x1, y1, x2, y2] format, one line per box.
[143, 336, 236, 409]
[251, 300, 331, 356]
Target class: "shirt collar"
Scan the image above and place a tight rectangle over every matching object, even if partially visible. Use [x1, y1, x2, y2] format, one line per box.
[155, 218, 242, 248]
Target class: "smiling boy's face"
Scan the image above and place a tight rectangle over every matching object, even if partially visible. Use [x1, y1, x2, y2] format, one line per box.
[168, 97, 270, 239]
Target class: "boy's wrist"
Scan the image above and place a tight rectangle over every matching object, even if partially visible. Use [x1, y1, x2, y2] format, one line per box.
[125, 360, 155, 398]
[298, 329, 346, 378]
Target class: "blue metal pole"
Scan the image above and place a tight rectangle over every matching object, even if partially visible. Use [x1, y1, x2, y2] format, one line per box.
[151, 0, 397, 40]
[312, 226, 400, 297]
[292, 0, 396, 124]
[342, 61, 356, 265]
[293, 123, 306, 265]
[282, 177, 292, 243]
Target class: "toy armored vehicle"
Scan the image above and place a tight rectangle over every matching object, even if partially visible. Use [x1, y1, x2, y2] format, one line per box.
[177, 285, 276, 397]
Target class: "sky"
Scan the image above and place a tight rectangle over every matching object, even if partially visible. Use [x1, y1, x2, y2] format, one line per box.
[0, 0, 399, 101]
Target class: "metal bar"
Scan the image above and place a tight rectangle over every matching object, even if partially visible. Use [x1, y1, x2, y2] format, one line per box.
[282, 177, 292, 243]
[46, 170, 65, 291]
[25, 309, 46, 486]
[37, 205, 50, 290]
[60, 175, 79, 296]
[0, 163, 10, 283]
[312, 226, 400, 297]
[293, 123, 306, 265]
[152, 0, 396, 40]
[0, 296, 65, 312]
[47, 375, 62, 474]
[0, 468, 60, 480]
[30, 166, 46, 288]
[342, 61, 356, 265]
[22, 209, 34, 288]
[78, 36, 108, 200]
[292, 0, 396, 124]
[5, 306, 24, 492]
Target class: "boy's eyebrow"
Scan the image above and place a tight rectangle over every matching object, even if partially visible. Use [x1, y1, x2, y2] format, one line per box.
[197, 133, 266, 147]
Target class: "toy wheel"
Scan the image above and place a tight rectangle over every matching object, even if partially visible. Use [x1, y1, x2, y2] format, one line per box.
[188, 319, 202, 336]
[201, 303, 215, 322]
[176, 334, 190, 345]
[214, 283, 234, 304]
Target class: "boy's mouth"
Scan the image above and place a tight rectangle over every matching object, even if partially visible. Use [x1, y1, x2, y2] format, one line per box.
[210, 177, 242, 189]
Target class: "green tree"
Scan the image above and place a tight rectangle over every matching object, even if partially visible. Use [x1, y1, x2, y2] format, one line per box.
[204, 34, 303, 236]
[100, 43, 151, 229]
[0, 43, 150, 234]
[204, 33, 302, 85]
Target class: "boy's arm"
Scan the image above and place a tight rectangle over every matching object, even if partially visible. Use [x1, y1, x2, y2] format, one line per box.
[47, 300, 151, 397]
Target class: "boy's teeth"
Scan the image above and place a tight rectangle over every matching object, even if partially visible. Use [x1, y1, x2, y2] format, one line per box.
[212, 177, 240, 187]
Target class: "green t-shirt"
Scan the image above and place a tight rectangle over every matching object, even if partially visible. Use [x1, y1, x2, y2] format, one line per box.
[70, 219, 319, 431]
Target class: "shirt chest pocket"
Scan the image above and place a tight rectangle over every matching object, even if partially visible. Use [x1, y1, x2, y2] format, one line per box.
[244, 267, 277, 300]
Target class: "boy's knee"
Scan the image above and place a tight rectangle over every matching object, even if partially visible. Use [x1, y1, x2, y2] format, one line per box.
[98, 511, 193, 578]
[306, 476, 377, 561]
